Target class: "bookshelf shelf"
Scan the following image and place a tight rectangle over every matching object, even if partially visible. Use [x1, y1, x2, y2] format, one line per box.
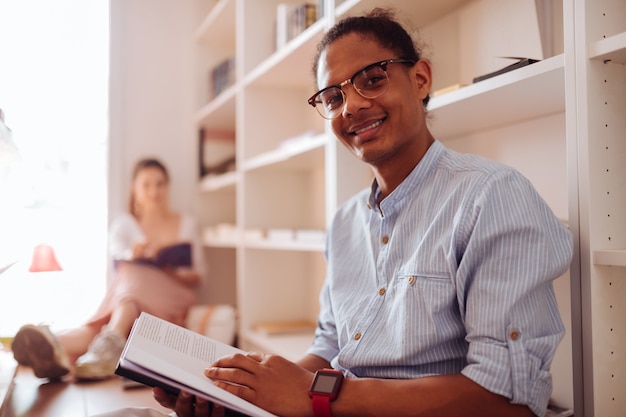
[242, 329, 315, 362]
[203, 238, 238, 249]
[588, 31, 626, 64]
[429, 54, 565, 139]
[244, 20, 325, 88]
[195, 0, 236, 52]
[243, 133, 326, 172]
[592, 249, 626, 267]
[199, 171, 238, 192]
[196, 84, 237, 130]
[244, 239, 325, 252]
[336, 0, 470, 27]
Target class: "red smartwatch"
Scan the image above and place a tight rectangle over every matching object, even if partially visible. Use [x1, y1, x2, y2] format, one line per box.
[308, 368, 344, 417]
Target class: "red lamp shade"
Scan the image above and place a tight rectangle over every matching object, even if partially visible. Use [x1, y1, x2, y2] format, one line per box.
[29, 243, 62, 272]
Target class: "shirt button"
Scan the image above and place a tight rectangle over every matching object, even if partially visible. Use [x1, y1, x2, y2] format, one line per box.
[378, 287, 386, 296]
[509, 330, 521, 341]
[354, 332, 362, 340]
[381, 235, 389, 244]
[408, 276, 416, 285]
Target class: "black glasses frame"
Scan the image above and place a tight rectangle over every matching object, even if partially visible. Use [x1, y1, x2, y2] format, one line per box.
[307, 58, 416, 119]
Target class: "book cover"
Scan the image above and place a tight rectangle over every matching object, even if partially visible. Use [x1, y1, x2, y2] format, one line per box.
[472, 58, 539, 83]
[115, 312, 277, 417]
[276, 3, 317, 50]
[130, 242, 192, 269]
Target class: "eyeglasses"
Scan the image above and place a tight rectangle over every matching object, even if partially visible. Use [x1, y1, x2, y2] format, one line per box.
[307, 59, 415, 119]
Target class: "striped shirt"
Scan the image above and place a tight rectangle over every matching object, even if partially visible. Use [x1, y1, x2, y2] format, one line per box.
[307, 140, 573, 416]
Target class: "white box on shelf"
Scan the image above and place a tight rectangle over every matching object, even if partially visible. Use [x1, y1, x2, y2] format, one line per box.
[294, 229, 326, 244]
[243, 229, 266, 241]
[266, 229, 295, 242]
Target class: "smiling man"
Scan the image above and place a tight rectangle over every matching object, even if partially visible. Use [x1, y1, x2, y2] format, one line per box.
[96, 7, 573, 417]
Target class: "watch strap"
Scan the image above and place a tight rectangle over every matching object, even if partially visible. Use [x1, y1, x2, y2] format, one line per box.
[311, 394, 332, 417]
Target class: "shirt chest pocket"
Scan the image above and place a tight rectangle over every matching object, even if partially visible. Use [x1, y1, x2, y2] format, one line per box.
[393, 271, 458, 334]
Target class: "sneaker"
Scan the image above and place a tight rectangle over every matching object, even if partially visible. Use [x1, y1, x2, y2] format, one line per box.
[11, 324, 70, 380]
[74, 327, 126, 380]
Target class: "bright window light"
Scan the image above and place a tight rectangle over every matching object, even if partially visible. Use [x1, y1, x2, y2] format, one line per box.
[0, 0, 109, 337]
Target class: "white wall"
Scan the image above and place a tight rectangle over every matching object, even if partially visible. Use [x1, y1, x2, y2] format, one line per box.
[108, 0, 236, 304]
[108, 0, 197, 222]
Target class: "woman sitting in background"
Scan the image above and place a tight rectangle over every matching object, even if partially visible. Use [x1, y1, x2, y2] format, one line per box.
[12, 157, 206, 380]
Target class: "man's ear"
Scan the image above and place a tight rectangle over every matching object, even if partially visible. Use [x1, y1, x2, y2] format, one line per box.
[412, 59, 432, 101]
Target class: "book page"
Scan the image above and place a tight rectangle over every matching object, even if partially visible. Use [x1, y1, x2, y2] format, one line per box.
[120, 312, 277, 417]
[131, 311, 238, 362]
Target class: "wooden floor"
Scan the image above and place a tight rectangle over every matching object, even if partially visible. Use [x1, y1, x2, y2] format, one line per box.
[2, 362, 171, 417]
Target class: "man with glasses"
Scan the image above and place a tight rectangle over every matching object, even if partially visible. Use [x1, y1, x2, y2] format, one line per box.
[102, 7, 572, 417]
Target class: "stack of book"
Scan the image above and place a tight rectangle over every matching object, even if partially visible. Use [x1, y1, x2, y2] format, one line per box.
[210, 56, 236, 98]
[200, 128, 236, 177]
[275, 2, 319, 50]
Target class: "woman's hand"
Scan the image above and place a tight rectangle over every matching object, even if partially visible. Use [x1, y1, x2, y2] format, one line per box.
[131, 241, 153, 260]
[165, 266, 201, 287]
[153, 387, 226, 417]
[206, 352, 314, 417]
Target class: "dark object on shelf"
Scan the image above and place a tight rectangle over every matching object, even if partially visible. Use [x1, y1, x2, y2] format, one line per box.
[276, 3, 318, 50]
[210, 56, 236, 98]
[472, 57, 540, 83]
[198, 128, 236, 178]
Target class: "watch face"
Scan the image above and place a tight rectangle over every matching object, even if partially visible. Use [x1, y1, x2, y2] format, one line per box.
[312, 373, 340, 394]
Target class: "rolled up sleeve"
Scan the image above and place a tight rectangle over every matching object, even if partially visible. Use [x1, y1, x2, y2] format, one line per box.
[459, 170, 572, 416]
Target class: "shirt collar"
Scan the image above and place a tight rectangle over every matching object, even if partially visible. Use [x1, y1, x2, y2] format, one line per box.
[367, 140, 444, 215]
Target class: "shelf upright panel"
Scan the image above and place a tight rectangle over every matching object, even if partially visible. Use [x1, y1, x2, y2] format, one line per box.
[574, 0, 626, 415]
[194, 0, 239, 308]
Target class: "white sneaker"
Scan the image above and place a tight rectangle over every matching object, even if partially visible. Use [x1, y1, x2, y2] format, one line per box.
[12, 324, 70, 380]
[74, 327, 126, 380]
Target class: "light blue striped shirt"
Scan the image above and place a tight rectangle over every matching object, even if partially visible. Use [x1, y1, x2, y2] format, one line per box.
[307, 140, 573, 416]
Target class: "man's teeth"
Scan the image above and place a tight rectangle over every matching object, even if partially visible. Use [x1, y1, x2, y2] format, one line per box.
[355, 120, 382, 134]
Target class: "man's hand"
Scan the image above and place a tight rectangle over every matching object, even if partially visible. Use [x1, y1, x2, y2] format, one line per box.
[206, 351, 314, 417]
[153, 387, 226, 417]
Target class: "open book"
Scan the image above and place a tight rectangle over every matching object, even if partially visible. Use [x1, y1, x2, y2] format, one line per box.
[117, 242, 192, 269]
[115, 312, 277, 417]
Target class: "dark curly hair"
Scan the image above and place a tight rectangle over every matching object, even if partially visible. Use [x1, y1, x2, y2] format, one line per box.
[311, 7, 429, 107]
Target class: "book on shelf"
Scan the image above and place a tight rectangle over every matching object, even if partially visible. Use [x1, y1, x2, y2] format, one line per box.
[199, 128, 236, 178]
[266, 228, 294, 242]
[254, 320, 317, 336]
[472, 57, 540, 83]
[116, 242, 192, 269]
[115, 312, 277, 417]
[294, 229, 326, 244]
[276, 3, 317, 50]
[210, 56, 236, 98]
[432, 83, 468, 97]
[204, 223, 239, 243]
[243, 228, 265, 241]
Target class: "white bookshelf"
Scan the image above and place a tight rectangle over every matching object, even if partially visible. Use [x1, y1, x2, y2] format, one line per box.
[192, 1, 626, 415]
